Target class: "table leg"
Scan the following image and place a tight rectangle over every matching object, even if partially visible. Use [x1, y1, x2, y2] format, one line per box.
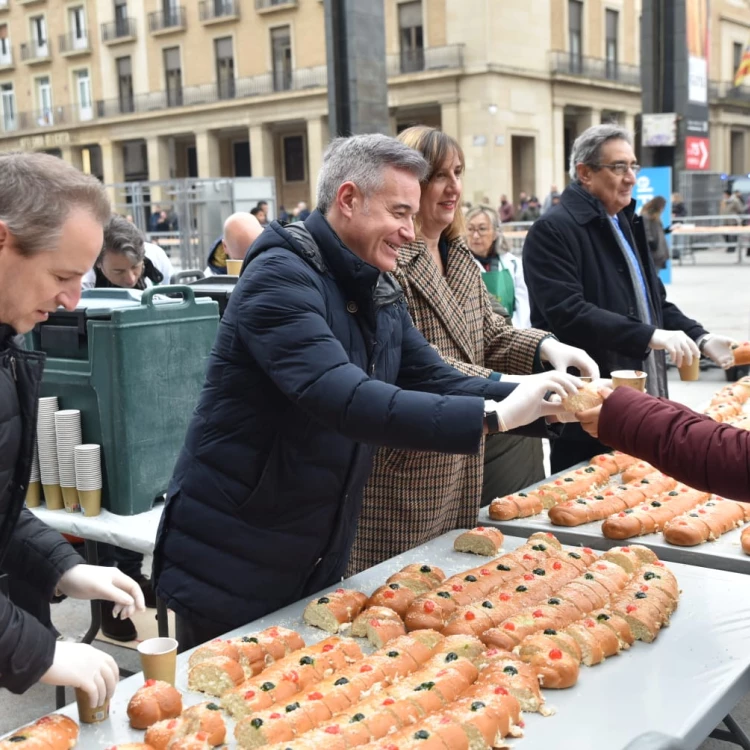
[82, 539, 102, 645]
[55, 686, 66, 710]
[709, 714, 750, 749]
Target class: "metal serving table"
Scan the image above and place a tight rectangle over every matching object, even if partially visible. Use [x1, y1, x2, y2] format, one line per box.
[30, 531, 750, 750]
[479, 463, 750, 575]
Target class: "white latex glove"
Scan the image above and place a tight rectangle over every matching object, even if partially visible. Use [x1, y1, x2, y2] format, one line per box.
[648, 329, 700, 368]
[485, 371, 583, 431]
[40, 641, 119, 707]
[539, 338, 600, 379]
[56, 564, 145, 620]
[701, 335, 736, 369]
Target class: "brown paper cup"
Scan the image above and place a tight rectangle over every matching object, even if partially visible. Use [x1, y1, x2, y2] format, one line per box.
[226, 259, 243, 275]
[611, 369, 648, 392]
[79, 489, 102, 517]
[75, 688, 110, 724]
[61, 486, 81, 513]
[678, 357, 701, 381]
[138, 637, 178, 685]
[42, 483, 64, 510]
[25, 481, 41, 508]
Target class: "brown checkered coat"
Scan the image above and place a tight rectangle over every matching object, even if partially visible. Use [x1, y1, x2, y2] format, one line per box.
[346, 237, 549, 575]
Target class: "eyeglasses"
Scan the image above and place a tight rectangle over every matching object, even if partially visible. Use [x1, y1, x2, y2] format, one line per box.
[595, 162, 641, 175]
[467, 226, 492, 235]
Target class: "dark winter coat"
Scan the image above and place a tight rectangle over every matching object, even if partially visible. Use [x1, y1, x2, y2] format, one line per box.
[523, 183, 707, 380]
[0, 326, 83, 693]
[599, 387, 750, 501]
[154, 211, 520, 632]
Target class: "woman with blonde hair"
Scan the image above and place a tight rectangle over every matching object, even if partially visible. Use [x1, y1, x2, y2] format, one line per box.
[465, 204, 532, 329]
[346, 126, 598, 575]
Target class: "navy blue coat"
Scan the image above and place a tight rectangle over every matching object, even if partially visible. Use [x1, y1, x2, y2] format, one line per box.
[154, 211, 521, 631]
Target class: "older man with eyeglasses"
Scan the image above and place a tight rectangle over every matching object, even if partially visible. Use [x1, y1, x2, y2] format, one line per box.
[523, 123, 735, 471]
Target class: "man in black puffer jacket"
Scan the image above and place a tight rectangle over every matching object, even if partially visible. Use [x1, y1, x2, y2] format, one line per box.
[154, 134, 582, 650]
[0, 152, 145, 708]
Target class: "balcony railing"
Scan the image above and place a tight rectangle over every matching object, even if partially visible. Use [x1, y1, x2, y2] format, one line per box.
[0, 49, 13, 68]
[148, 7, 186, 33]
[101, 17, 137, 43]
[199, 0, 239, 22]
[386, 44, 464, 77]
[256, 0, 298, 9]
[59, 31, 90, 55]
[550, 51, 641, 87]
[709, 80, 750, 104]
[0, 66, 328, 136]
[20, 39, 50, 62]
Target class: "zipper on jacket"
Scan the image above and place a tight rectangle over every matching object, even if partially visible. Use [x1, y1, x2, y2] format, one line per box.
[8, 355, 17, 382]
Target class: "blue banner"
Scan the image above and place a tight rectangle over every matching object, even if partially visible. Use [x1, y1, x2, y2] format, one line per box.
[634, 166, 673, 284]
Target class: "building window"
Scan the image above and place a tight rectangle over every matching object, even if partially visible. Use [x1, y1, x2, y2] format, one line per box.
[568, 0, 583, 73]
[164, 46, 182, 106]
[163, 0, 180, 26]
[215, 36, 234, 99]
[283, 134, 305, 182]
[605, 9, 618, 80]
[734, 42, 744, 81]
[75, 69, 93, 121]
[398, 1, 423, 73]
[271, 26, 292, 92]
[30, 15, 47, 56]
[36, 75, 52, 125]
[1, 83, 16, 132]
[0, 24, 10, 63]
[117, 55, 134, 113]
[69, 6, 87, 48]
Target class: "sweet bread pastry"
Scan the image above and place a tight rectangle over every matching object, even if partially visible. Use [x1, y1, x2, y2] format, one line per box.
[476, 649, 546, 714]
[230, 627, 306, 675]
[561, 383, 604, 412]
[220, 637, 363, 719]
[168, 733, 212, 750]
[743, 525, 750, 554]
[563, 617, 621, 665]
[732, 341, 750, 365]
[145, 703, 226, 750]
[664, 497, 750, 545]
[188, 655, 245, 697]
[488, 491, 544, 521]
[303, 589, 368, 633]
[387, 564, 446, 589]
[514, 633, 581, 689]
[0, 715, 79, 750]
[589, 451, 638, 475]
[106, 745, 155, 750]
[453, 526, 504, 556]
[127, 680, 183, 729]
[621, 461, 656, 483]
[351, 608, 406, 648]
[367, 581, 419, 618]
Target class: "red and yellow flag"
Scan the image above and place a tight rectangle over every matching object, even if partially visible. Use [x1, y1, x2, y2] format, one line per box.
[735, 45, 750, 87]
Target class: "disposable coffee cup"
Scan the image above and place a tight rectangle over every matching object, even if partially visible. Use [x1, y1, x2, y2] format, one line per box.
[61, 486, 81, 513]
[79, 488, 101, 517]
[679, 357, 701, 381]
[42, 483, 64, 510]
[226, 259, 243, 276]
[611, 369, 648, 392]
[75, 688, 110, 724]
[25, 481, 41, 508]
[138, 637, 178, 685]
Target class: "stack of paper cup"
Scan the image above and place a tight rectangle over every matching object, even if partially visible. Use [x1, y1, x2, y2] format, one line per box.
[55, 410, 82, 512]
[75, 444, 102, 517]
[37, 397, 63, 509]
[26, 445, 41, 508]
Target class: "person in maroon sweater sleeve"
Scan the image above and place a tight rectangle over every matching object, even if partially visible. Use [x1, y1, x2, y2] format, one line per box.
[576, 387, 750, 502]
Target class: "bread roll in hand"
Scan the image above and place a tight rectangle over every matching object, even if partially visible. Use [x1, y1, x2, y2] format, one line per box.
[561, 383, 604, 412]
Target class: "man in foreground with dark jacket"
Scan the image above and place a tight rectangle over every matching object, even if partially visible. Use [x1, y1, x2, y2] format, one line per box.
[154, 134, 583, 649]
[0, 152, 145, 705]
[524, 123, 735, 472]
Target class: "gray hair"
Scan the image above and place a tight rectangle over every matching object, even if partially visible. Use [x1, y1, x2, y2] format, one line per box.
[316, 134, 429, 215]
[569, 124, 633, 183]
[101, 214, 145, 266]
[0, 151, 110, 255]
[465, 205, 509, 254]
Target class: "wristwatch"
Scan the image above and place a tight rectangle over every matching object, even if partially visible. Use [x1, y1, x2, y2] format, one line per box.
[483, 409, 501, 434]
[697, 333, 713, 353]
